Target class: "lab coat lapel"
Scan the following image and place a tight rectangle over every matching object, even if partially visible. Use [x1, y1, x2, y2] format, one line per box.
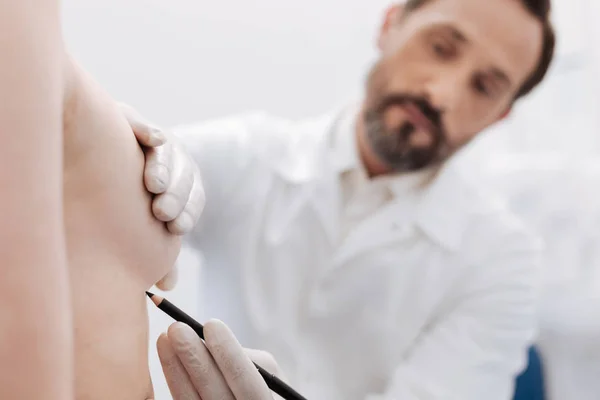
[264, 167, 341, 248]
[331, 199, 417, 268]
[414, 164, 488, 251]
[289, 106, 348, 247]
[306, 102, 363, 247]
[265, 108, 344, 246]
[307, 167, 342, 246]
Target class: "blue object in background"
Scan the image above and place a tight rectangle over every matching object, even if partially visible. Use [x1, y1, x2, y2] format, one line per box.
[513, 347, 546, 400]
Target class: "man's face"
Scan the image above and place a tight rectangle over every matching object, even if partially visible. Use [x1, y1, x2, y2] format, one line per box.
[362, 0, 544, 172]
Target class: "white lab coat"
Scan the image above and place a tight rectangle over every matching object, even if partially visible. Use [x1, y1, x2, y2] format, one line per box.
[175, 105, 543, 400]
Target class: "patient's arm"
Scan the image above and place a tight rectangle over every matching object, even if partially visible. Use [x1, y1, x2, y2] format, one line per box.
[0, 1, 73, 399]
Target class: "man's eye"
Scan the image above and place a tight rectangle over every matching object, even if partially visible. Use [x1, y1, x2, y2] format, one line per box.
[473, 78, 491, 97]
[432, 41, 454, 58]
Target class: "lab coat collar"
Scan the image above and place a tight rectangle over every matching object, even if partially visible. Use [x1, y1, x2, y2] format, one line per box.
[330, 104, 486, 252]
[270, 103, 490, 252]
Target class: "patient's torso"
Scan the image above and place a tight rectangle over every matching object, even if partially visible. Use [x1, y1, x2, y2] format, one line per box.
[62, 59, 181, 399]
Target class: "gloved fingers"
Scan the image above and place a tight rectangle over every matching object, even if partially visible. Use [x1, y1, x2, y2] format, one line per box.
[166, 165, 205, 235]
[168, 323, 236, 400]
[119, 102, 166, 147]
[152, 143, 194, 223]
[145, 143, 174, 195]
[245, 349, 286, 382]
[157, 332, 201, 400]
[203, 319, 273, 400]
[154, 265, 179, 291]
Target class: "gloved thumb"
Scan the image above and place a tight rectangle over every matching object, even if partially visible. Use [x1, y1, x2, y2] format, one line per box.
[155, 266, 179, 291]
[118, 102, 166, 147]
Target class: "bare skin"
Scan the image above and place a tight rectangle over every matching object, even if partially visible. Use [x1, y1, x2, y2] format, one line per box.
[0, 1, 72, 398]
[63, 59, 181, 399]
[0, 1, 180, 399]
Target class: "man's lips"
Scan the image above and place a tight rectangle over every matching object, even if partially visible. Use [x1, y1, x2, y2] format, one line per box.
[403, 102, 436, 133]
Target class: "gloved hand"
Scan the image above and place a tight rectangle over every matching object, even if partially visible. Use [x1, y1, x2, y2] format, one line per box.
[120, 104, 205, 291]
[120, 103, 205, 236]
[156, 320, 284, 400]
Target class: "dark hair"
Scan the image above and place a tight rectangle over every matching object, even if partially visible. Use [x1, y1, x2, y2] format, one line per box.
[403, 0, 556, 101]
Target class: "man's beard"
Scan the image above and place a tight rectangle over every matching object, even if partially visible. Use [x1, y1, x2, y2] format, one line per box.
[364, 94, 449, 172]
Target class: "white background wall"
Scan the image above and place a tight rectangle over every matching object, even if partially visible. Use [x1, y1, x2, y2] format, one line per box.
[61, 0, 392, 126]
[59, 1, 597, 399]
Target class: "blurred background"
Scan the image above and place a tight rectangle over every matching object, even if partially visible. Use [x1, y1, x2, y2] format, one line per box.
[60, 0, 600, 398]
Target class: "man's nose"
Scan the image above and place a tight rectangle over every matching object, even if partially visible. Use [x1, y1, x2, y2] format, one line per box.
[425, 75, 467, 114]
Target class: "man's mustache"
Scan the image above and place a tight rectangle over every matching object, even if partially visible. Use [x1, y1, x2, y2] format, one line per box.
[375, 94, 443, 134]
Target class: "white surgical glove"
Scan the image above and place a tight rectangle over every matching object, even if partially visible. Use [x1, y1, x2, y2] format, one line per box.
[156, 320, 284, 400]
[120, 103, 205, 236]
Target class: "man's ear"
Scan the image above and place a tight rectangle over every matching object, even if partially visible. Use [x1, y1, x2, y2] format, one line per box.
[377, 4, 404, 50]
